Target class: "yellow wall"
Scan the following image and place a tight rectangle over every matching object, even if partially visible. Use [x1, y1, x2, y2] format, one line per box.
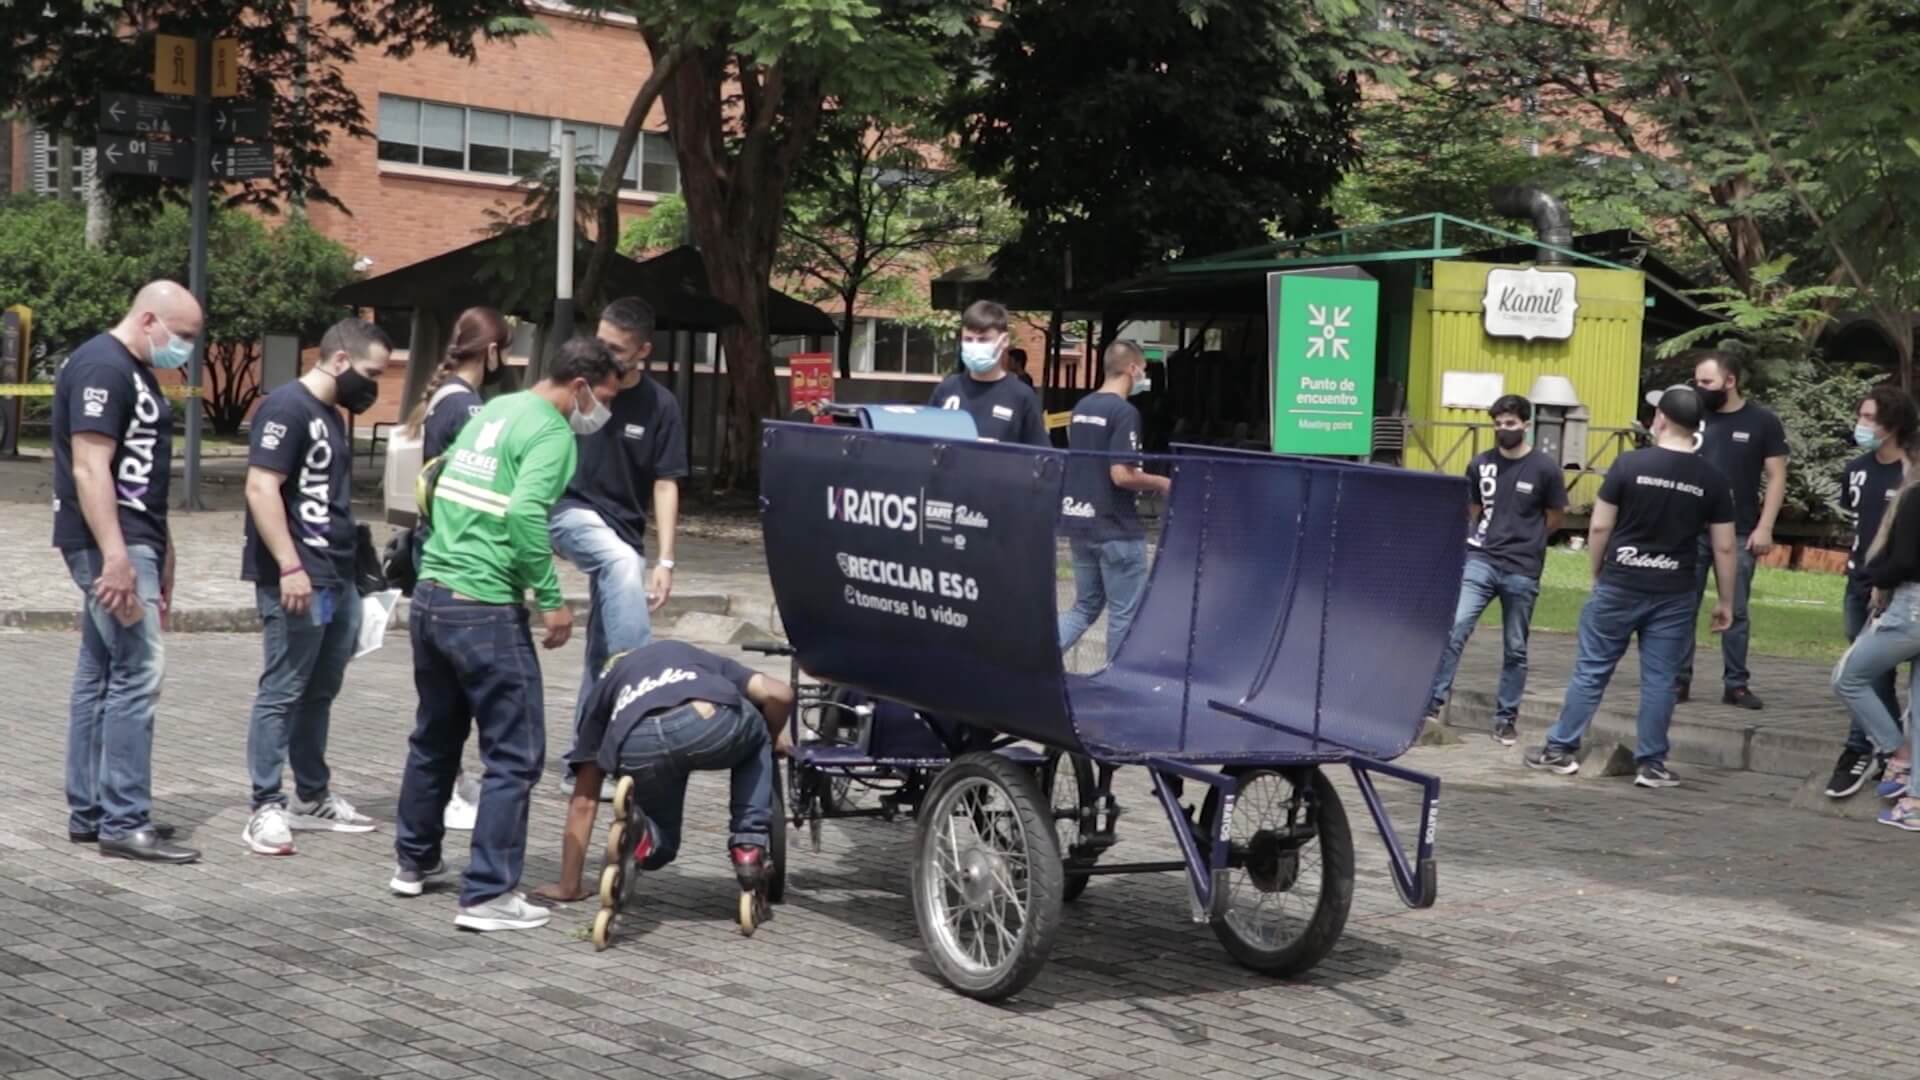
[1404, 260, 1645, 505]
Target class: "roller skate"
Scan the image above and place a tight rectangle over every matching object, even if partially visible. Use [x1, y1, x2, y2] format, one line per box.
[593, 775, 655, 951]
[731, 844, 772, 937]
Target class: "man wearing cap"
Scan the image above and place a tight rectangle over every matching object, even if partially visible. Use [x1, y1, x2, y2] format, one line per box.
[1524, 387, 1737, 789]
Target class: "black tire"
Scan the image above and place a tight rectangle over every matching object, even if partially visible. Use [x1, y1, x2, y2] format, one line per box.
[1043, 751, 1099, 903]
[1201, 767, 1354, 977]
[768, 765, 788, 904]
[910, 751, 1063, 1001]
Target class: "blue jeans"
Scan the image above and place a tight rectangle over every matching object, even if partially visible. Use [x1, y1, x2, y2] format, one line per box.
[394, 582, 546, 906]
[1056, 537, 1150, 661]
[63, 545, 166, 840]
[1832, 585, 1920, 785]
[549, 507, 652, 736]
[611, 700, 773, 865]
[1545, 582, 1695, 765]
[1427, 558, 1540, 723]
[246, 582, 361, 811]
[1681, 534, 1755, 690]
[1843, 581, 1906, 754]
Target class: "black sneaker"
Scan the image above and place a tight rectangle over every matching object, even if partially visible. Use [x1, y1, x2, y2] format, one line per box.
[1824, 749, 1886, 798]
[1635, 762, 1681, 788]
[1523, 745, 1580, 775]
[1722, 687, 1764, 710]
[1492, 719, 1518, 746]
[1674, 681, 1691, 704]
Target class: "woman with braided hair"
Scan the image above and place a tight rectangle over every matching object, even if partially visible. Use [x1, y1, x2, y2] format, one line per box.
[406, 306, 513, 831]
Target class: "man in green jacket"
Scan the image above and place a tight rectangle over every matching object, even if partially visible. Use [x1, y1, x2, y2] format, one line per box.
[389, 337, 623, 932]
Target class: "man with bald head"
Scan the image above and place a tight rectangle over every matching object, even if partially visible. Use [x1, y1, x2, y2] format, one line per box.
[52, 280, 204, 863]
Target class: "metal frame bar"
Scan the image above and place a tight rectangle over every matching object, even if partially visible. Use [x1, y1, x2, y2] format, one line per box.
[1143, 759, 1238, 920]
[1166, 211, 1634, 275]
[1347, 756, 1440, 910]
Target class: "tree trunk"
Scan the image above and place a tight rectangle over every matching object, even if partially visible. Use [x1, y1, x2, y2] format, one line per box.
[83, 156, 109, 249]
[0, 119, 12, 197]
[578, 41, 688, 309]
[837, 299, 856, 381]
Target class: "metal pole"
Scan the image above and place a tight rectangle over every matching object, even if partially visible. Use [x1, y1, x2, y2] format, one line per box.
[551, 131, 577, 350]
[180, 31, 212, 512]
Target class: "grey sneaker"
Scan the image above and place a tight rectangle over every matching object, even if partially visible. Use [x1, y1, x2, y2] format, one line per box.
[455, 893, 552, 932]
[1523, 745, 1580, 775]
[242, 805, 296, 856]
[290, 794, 377, 833]
[390, 860, 451, 897]
[1634, 762, 1681, 788]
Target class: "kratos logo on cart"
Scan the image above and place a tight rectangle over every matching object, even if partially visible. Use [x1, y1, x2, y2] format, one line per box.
[826, 486, 918, 531]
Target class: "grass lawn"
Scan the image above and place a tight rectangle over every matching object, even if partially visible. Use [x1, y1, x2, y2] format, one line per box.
[1510, 547, 1846, 665]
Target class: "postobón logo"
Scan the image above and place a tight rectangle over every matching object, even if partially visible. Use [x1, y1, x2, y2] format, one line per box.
[826, 485, 919, 531]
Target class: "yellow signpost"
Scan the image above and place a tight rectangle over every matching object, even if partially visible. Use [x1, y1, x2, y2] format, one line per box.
[154, 33, 195, 95]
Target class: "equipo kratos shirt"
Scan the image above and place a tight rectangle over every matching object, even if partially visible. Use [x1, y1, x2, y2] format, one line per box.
[1596, 447, 1735, 592]
[553, 375, 688, 556]
[51, 334, 174, 556]
[928, 372, 1047, 446]
[1843, 450, 1904, 588]
[1061, 391, 1146, 542]
[1464, 449, 1568, 579]
[568, 641, 758, 771]
[242, 382, 354, 586]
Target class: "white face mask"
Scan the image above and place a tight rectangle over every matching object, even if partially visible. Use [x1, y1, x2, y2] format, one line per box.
[569, 387, 611, 435]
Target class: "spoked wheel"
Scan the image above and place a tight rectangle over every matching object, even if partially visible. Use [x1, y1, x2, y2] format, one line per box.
[768, 765, 788, 904]
[1042, 751, 1099, 903]
[1200, 767, 1354, 977]
[911, 752, 1063, 1001]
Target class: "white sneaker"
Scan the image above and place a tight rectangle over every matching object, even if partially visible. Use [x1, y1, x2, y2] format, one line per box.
[443, 778, 478, 832]
[289, 793, 378, 833]
[454, 893, 551, 932]
[389, 860, 451, 897]
[598, 776, 616, 803]
[242, 806, 296, 856]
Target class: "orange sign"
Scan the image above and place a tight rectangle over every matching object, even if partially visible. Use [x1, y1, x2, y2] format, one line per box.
[788, 353, 835, 423]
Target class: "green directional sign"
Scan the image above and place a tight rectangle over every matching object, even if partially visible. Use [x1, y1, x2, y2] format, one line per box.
[1268, 270, 1379, 456]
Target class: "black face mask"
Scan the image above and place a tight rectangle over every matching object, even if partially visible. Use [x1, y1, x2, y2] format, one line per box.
[1696, 385, 1728, 411]
[482, 352, 508, 387]
[1494, 427, 1526, 450]
[335, 366, 381, 415]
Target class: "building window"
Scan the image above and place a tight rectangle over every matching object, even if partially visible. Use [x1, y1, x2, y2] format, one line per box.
[377, 95, 678, 192]
[869, 319, 948, 376]
[31, 129, 91, 196]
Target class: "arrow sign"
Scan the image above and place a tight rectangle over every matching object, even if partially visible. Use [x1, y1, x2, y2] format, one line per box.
[212, 102, 269, 140]
[209, 143, 274, 181]
[100, 92, 192, 136]
[97, 136, 194, 180]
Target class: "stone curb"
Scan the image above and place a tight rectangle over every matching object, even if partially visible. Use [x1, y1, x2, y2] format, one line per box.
[0, 592, 732, 634]
[1439, 687, 1830, 781]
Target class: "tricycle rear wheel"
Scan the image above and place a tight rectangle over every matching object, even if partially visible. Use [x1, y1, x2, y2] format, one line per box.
[1042, 751, 1099, 903]
[911, 751, 1063, 1002]
[1201, 766, 1353, 977]
[768, 766, 788, 904]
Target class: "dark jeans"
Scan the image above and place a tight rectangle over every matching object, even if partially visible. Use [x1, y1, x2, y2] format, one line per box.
[1427, 558, 1541, 723]
[246, 583, 360, 811]
[394, 582, 546, 907]
[63, 545, 166, 840]
[1545, 582, 1695, 766]
[1681, 533, 1756, 690]
[612, 700, 773, 867]
[1843, 580, 1907, 754]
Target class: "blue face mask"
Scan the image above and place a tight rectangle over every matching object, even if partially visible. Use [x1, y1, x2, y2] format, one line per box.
[147, 322, 193, 370]
[959, 338, 1002, 375]
[1128, 372, 1151, 397]
[1856, 423, 1884, 450]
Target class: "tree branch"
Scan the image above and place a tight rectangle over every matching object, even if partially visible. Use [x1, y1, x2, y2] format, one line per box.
[581, 39, 691, 307]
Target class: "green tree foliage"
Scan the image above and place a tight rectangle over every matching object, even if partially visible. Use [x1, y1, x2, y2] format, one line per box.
[949, 0, 1393, 302]
[779, 113, 1016, 378]
[0, 1, 537, 213]
[0, 196, 145, 356]
[1332, 82, 1547, 228]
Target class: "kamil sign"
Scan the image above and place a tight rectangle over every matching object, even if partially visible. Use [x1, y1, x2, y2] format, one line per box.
[1481, 266, 1579, 341]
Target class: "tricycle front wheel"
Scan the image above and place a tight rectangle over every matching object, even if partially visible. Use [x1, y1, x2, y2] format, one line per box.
[1201, 766, 1354, 977]
[911, 751, 1063, 1001]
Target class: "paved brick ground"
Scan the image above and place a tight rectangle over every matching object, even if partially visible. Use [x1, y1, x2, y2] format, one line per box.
[3, 628, 1917, 1079]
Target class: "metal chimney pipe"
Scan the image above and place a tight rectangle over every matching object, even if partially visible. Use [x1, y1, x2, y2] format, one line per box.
[1489, 185, 1574, 266]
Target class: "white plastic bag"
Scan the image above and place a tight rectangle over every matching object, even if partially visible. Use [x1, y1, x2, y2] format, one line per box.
[355, 589, 404, 658]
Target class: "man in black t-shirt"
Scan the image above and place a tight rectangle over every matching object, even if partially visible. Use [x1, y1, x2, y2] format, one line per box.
[240, 319, 392, 855]
[927, 300, 1047, 446]
[1425, 395, 1568, 745]
[1527, 387, 1737, 789]
[1825, 385, 1918, 797]
[52, 281, 203, 865]
[549, 297, 690, 788]
[1056, 341, 1172, 662]
[532, 642, 795, 922]
[1679, 351, 1789, 709]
